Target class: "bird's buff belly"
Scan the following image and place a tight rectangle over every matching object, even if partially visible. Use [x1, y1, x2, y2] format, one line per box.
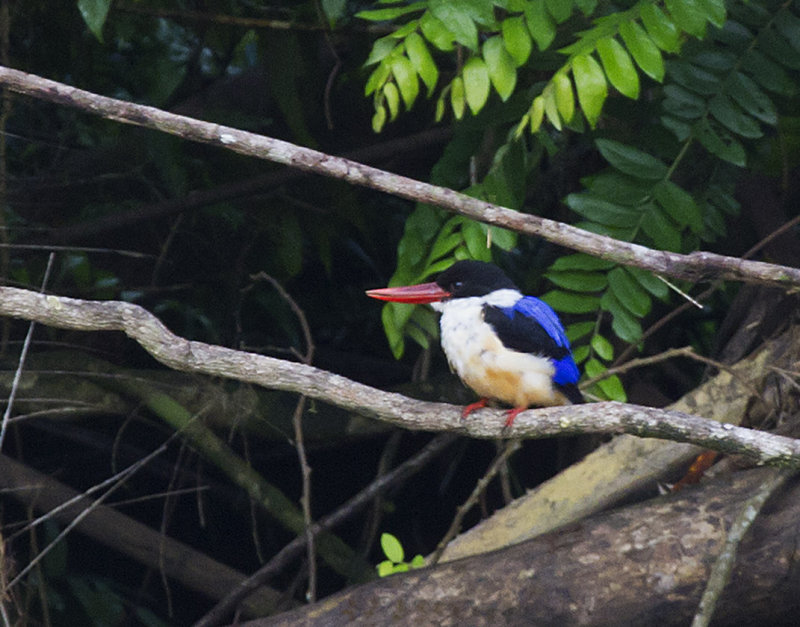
[442, 323, 566, 408]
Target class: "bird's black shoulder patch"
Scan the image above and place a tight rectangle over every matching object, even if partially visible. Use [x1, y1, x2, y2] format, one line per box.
[483, 305, 570, 360]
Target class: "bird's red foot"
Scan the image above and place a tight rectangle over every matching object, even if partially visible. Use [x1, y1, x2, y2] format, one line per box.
[461, 398, 489, 419]
[504, 407, 526, 428]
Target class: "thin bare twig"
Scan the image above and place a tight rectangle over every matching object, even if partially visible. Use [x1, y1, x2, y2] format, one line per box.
[428, 440, 522, 567]
[193, 433, 457, 627]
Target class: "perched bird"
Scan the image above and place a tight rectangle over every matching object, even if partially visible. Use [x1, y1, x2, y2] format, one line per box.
[367, 260, 583, 426]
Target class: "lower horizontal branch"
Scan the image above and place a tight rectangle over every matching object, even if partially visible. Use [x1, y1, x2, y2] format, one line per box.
[2, 285, 799, 467]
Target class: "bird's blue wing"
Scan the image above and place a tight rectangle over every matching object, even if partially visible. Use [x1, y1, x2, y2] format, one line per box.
[484, 297, 580, 387]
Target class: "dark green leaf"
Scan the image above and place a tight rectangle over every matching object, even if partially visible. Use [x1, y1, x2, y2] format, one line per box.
[693, 118, 747, 166]
[662, 84, 706, 119]
[585, 171, 651, 206]
[708, 94, 763, 138]
[725, 72, 777, 125]
[691, 50, 736, 72]
[566, 321, 596, 342]
[619, 21, 664, 82]
[483, 36, 517, 101]
[572, 54, 608, 127]
[601, 290, 643, 343]
[667, 61, 721, 95]
[640, 4, 680, 53]
[640, 204, 682, 251]
[696, 0, 726, 28]
[665, 0, 707, 38]
[525, 0, 556, 51]
[758, 26, 800, 71]
[462, 57, 490, 113]
[653, 180, 703, 232]
[608, 267, 651, 317]
[595, 139, 668, 180]
[541, 290, 602, 314]
[502, 16, 532, 66]
[544, 270, 608, 292]
[78, 0, 112, 42]
[565, 194, 640, 227]
[740, 50, 796, 96]
[550, 253, 617, 272]
[626, 266, 669, 299]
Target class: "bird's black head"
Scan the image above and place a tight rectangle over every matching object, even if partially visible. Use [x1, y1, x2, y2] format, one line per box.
[435, 261, 518, 298]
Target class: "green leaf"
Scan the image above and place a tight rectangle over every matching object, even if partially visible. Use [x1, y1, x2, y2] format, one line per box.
[584, 356, 605, 378]
[381, 533, 405, 564]
[696, 0, 726, 28]
[608, 267, 651, 317]
[566, 321, 596, 342]
[372, 103, 387, 132]
[462, 57, 491, 113]
[693, 118, 746, 166]
[584, 172, 650, 205]
[653, 180, 703, 233]
[550, 253, 616, 272]
[554, 74, 575, 123]
[451, 76, 466, 119]
[618, 21, 664, 82]
[529, 95, 546, 132]
[596, 37, 639, 99]
[365, 37, 399, 67]
[405, 32, 439, 95]
[542, 290, 601, 314]
[572, 344, 590, 364]
[595, 139, 668, 180]
[601, 290, 643, 343]
[502, 16, 532, 66]
[725, 72, 777, 125]
[384, 82, 400, 120]
[391, 56, 419, 109]
[662, 84, 706, 119]
[597, 373, 627, 401]
[740, 50, 796, 97]
[542, 85, 563, 131]
[483, 36, 517, 101]
[544, 270, 608, 292]
[565, 194, 640, 227]
[429, 1, 478, 50]
[545, 0, 572, 23]
[525, 0, 556, 51]
[626, 266, 669, 299]
[377, 560, 395, 577]
[572, 54, 607, 127]
[356, 2, 426, 21]
[667, 61, 720, 95]
[591, 333, 614, 360]
[640, 204, 681, 251]
[78, 0, 112, 42]
[708, 94, 763, 139]
[665, 0, 707, 38]
[365, 62, 391, 96]
[420, 11, 455, 51]
[639, 4, 680, 53]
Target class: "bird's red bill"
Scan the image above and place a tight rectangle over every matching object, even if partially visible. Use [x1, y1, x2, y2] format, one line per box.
[366, 282, 451, 304]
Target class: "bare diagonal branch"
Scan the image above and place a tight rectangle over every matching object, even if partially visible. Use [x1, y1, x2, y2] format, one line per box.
[0, 65, 798, 288]
[1, 285, 800, 467]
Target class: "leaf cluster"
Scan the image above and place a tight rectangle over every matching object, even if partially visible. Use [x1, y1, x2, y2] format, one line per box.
[360, 0, 800, 401]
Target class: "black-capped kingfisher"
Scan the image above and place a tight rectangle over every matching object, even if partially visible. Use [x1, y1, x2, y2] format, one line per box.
[367, 260, 583, 427]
